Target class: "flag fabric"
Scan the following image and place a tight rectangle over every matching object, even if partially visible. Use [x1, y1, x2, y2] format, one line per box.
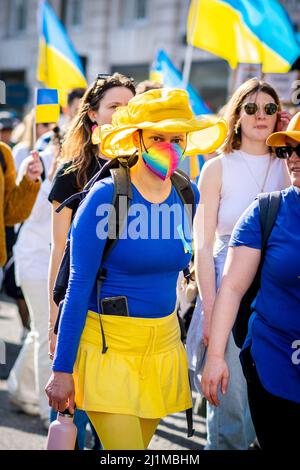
[187, 0, 300, 74]
[150, 49, 212, 115]
[37, 0, 87, 106]
[35, 88, 60, 123]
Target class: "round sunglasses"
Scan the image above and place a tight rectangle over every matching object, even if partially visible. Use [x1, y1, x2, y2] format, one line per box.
[274, 145, 300, 159]
[241, 102, 279, 116]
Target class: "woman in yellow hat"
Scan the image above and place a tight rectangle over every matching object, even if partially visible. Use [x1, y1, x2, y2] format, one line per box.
[48, 74, 135, 358]
[47, 74, 135, 449]
[45, 88, 226, 450]
[201, 111, 300, 450]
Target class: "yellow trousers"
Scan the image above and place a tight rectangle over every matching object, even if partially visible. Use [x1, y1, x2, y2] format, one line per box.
[87, 411, 160, 450]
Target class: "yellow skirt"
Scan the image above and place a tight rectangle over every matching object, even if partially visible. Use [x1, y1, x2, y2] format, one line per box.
[73, 310, 192, 419]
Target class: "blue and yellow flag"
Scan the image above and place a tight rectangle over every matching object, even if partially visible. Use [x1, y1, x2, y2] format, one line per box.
[35, 88, 60, 124]
[37, 0, 87, 106]
[187, 0, 300, 73]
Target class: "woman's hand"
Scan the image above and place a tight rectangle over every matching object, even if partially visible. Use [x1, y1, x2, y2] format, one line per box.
[45, 372, 75, 413]
[48, 327, 57, 358]
[275, 111, 292, 132]
[25, 151, 43, 181]
[201, 355, 229, 406]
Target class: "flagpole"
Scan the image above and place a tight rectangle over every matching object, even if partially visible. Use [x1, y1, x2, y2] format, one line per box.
[182, 0, 198, 88]
[182, 44, 194, 88]
[33, 87, 37, 148]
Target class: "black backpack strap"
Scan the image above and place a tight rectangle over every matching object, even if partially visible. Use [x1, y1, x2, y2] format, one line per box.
[0, 146, 7, 174]
[232, 191, 281, 349]
[55, 154, 138, 214]
[96, 267, 108, 353]
[171, 169, 196, 222]
[186, 407, 194, 438]
[102, 160, 133, 260]
[55, 161, 112, 214]
[252, 191, 281, 305]
[96, 159, 133, 353]
[185, 372, 195, 438]
[55, 190, 85, 213]
[171, 170, 196, 284]
[172, 170, 196, 437]
[258, 191, 282, 253]
[40, 156, 46, 182]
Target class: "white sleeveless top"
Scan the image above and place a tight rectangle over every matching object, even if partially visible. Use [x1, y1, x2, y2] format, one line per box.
[217, 150, 290, 236]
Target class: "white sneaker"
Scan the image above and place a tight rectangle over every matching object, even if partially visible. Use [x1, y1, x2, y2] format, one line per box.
[9, 395, 40, 416]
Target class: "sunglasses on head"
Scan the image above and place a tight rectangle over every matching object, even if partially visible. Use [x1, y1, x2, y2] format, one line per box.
[97, 73, 111, 80]
[241, 102, 278, 116]
[274, 145, 300, 159]
[96, 73, 135, 83]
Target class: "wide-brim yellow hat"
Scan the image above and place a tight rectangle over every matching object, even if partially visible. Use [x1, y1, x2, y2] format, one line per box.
[92, 88, 227, 158]
[266, 111, 300, 147]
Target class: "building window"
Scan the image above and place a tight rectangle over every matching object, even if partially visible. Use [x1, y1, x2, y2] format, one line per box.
[66, 0, 83, 27]
[9, 0, 27, 34]
[136, 0, 147, 19]
[120, 0, 149, 27]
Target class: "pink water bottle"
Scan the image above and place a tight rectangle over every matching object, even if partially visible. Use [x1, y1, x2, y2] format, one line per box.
[46, 409, 77, 450]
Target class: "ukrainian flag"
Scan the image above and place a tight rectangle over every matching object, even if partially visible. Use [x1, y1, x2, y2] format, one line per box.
[37, 0, 87, 106]
[187, 0, 300, 73]
[35, 88, 60, 124]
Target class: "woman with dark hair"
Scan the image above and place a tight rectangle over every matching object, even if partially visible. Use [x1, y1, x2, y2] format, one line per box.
[187, 78, 291, 449]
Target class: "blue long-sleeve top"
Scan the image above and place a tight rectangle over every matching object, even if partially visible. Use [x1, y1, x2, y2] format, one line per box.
[53, 176, 200, 373]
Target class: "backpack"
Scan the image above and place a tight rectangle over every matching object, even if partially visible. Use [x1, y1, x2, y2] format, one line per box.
[53, 154, 196, 438]
[53, 154, 196, 330]
[232, 191, 282, 349]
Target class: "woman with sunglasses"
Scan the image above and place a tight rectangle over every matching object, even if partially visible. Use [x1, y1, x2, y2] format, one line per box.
[47, 73, 135, 449]
[187, 78, 291, 450]
[200, 112, 300, 449]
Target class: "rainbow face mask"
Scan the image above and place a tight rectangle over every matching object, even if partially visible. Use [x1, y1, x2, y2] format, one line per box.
[141, 141, 185, 181]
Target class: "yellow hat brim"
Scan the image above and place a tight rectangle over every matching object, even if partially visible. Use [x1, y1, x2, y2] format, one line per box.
[99, 117, 227, 158]
[266, 131, 300, 147]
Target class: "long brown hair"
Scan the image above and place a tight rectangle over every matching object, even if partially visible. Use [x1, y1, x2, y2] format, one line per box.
[221, 78, 281, 154]
[61, 73, 136, 189]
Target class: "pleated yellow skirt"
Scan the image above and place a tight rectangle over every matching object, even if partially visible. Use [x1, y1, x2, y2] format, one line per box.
[73, 310, 192, 418]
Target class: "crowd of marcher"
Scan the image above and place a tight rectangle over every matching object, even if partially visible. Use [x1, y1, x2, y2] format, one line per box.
[1, 73, 299, 450]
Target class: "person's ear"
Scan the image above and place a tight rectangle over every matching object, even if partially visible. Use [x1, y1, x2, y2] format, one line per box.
[87, 109, 97, 124]
[132, 130, 140, 147]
